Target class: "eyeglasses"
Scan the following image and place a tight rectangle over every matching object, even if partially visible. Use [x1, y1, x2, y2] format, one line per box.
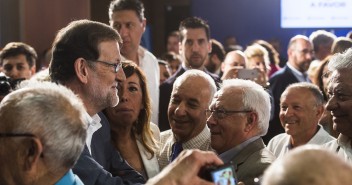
[86, 59, 122, 73]
[0, 133, 36, 138]
[206, 109, 251, 119]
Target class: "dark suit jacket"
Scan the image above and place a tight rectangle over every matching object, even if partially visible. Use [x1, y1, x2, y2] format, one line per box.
[265, 65, 300, 143]
[230, 138, 276, 185]
[158, 66, 220, 131]
[73, 112, 145, 185]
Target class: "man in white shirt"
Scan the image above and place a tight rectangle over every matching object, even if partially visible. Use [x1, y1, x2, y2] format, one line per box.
[267, 35, 314, 143]
[324, 48, 352, 162]
[267, 82, 334, 158]
[109, 0, 159, 124]
[49, 19, 144, 185]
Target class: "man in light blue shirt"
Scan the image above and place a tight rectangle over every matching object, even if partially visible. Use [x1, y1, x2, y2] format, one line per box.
[0, 81, 87, 185]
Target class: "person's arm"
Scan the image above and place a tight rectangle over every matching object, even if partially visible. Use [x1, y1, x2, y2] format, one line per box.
[146, 149, 223, 185]
[73, 145, 145, 185]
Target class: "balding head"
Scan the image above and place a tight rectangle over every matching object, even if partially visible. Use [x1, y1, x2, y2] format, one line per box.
[262, 145, 352, 185]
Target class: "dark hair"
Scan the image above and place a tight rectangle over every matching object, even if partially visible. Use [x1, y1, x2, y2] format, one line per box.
[209, 39, 225, 62]
[311, 56, 331, 101]
[160, 51, 181, 62]
[0, 42, 37, 67]
[112, 61, 157, 156]
[49, 19, 122, 83]
[179, 17, 210, 41]
[109, 0, 145, 21]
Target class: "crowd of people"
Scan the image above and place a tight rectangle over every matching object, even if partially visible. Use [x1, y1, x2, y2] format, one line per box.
[1, 0, 352, 184]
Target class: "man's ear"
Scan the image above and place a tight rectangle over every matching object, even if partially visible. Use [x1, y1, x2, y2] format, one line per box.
[30, 65, 36, 76]
[142, 18, 146, 33]
[245, 112, 258, 132]
[24, 137, 43, 172]
[74, 58, 89, 84]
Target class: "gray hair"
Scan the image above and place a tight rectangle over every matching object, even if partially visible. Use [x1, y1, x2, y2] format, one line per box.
[262, 145, 352, 185]
[328, 48, 352, 71]
[221, 79, 271, 136]
[282, 82, 324, 107]
[173, 69, 217, 105]
[0, 81, 87, 173]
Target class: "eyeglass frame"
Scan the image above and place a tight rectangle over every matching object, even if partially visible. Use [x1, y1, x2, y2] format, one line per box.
[206, 108, 252, 120]
[85, 59, 122, 73]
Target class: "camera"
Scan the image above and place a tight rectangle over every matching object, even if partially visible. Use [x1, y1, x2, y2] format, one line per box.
[0, 75, 24, 96]
[199, 162, 237, 185]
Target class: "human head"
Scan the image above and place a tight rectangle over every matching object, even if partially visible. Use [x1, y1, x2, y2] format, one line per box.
[168, 69, 216, 142]
[158, 60, 171, 84]
[244, 44, 270, 74]
[254, 39, 280, 67]
[221, 50, 246, 74]
[309, 30, 336, 60]
[0, 42, 37, 80]
[311, 56, 331, 101]
[49, 19, 125, 115]
[167, 31, 181, 54]
[331, 37, 352, 54]
[0, 81, 86, 185]
[204, 39, 225, 73]
[287, 35, 314, 72]
[179, 17, 211, 69]
[160, 51, 182, 75]
[280, 83, 324, 144]
[262, 145, 352, 185]
[207, 79, 270, 154]
[109, 0, 146, 57]
[326, 48, 352, 137]
[104, 61, 156, 154]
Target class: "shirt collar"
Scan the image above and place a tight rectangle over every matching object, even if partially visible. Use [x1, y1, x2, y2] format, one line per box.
[55, 169, 83, 185]
[287, 62, 309, 82]
[173, 126, 210, 149]
[219, 136, 260, 163]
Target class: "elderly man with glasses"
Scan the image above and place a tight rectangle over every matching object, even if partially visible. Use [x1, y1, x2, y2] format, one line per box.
[207, 79, 276, 185]
[0, 81, 86, 185]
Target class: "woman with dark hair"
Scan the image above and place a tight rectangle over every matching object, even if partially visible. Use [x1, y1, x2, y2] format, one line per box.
[103, 61, 160, 179]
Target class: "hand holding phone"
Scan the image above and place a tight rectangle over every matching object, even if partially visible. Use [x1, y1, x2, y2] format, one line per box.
[199, 162, 237, 185]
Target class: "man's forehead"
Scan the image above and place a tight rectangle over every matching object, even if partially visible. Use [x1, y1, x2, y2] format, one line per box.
[182, 28, 207, 39]
[329, 70, 352, 88]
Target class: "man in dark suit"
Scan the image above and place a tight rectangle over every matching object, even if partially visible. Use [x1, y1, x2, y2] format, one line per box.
[266, 35, 314, 144]
[49, 20, 144, 185]
[159, 17, 220, 131]
[207, 79, 276, 185]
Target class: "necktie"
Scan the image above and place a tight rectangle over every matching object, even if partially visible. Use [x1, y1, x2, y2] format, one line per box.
[170, 142, 183, 162]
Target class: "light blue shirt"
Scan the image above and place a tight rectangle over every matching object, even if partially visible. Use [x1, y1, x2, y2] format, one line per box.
[55, 169, 84, 185]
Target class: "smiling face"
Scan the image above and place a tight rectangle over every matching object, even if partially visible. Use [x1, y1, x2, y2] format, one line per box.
[180, 28, 211, 69]
[279, 88, 322, 139]
[87, 40, 124, 111]
[105, 72, 143, 126]
[326, 70, 352, 137]
[168, 76, 212, 142]
[206, 88, 249, 154]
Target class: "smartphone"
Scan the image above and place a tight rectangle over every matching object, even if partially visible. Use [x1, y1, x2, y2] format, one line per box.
[210, 162, 237, 185]
[237, 69, 258, 80]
